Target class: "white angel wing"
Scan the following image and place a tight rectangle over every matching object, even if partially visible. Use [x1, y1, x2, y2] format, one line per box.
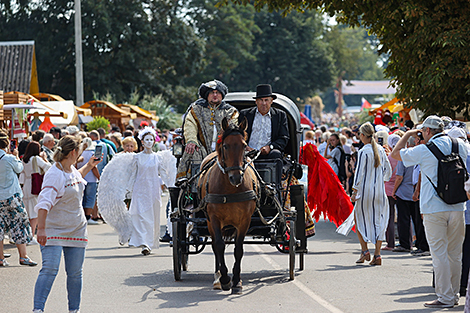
[157, 150, 177, 187]
[97, 153, 136, 243]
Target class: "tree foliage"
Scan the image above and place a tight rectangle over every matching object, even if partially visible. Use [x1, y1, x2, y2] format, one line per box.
[0, 0, 205, 102]
[0, 0, 385, 115]
[138, 94, 180, 129]
[230, 0, 470, 117]
[86, 116, 111, 132]
[227, 9, 335, 101]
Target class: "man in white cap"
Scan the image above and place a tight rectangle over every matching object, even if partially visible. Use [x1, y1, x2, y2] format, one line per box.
[391, 115, 467, 308]
[447, 125, 470, 298]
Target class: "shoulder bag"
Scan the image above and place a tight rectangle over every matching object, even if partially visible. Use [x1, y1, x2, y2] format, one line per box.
[31, 156, 45, 195]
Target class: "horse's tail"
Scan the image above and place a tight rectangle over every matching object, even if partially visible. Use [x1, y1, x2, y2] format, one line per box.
[222, 226, 237, 241]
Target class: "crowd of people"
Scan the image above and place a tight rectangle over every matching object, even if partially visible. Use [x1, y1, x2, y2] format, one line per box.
[311, 114, 470, 309]
[1, 79, 470, 311]
[0, 120, 176, 312]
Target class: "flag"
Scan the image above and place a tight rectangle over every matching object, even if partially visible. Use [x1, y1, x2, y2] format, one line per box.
[361, 97, 372, 110]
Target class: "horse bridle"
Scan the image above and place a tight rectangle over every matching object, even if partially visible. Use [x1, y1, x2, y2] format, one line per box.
[216, 129, 250, 175]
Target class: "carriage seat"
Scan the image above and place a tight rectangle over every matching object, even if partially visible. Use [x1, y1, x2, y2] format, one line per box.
[253, 158, 283, 188]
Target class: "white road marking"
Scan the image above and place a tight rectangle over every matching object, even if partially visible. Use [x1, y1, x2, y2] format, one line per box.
[252, 245, 344, 313]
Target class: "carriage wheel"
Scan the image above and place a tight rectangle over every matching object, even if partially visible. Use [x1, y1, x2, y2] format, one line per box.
[172, 221, 182, 281]
[289, 219, 296, 280]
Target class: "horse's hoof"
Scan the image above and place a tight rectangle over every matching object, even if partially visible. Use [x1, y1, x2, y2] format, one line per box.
[231, 282, 242, 295]
[220, 276, 232, 291]
[213, 271, 222, 290]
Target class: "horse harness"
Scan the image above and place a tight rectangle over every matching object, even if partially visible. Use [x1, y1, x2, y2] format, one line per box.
[198, 154, 261, 210]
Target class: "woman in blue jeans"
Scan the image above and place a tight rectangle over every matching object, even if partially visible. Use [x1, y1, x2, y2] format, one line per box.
[33, 136, 101, 313]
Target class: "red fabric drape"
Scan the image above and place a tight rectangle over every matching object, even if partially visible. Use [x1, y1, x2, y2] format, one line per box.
[300, 143, 354, 228]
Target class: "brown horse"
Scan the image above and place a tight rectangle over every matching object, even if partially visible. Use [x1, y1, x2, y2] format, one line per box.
[198, 117, 258, 294]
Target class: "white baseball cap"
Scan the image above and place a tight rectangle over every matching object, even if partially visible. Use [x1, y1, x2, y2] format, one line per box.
[421, 115, 444, 129]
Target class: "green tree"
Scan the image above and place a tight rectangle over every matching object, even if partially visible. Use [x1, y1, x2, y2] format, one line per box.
[184, 0, 260, 82]
[321, 25, 385, 111]
[324, 25, 384, 82]
[138, 94, 181, 130]
[87, 116, 111, 132]
[228, 9, 335, 101]
[0, 0, 204, 103]
[230, 0, 470, 118]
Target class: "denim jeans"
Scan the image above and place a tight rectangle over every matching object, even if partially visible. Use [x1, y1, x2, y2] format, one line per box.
[33, 245, 86, 311]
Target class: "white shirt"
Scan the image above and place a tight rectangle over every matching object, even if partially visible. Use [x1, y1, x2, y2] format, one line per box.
[248, 109, 272, 150]
[400, 134, 467, 214]
[318, 142, 328, 156]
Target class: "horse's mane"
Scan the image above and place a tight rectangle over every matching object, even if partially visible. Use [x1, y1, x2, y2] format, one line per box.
[215, 123, 247, 157]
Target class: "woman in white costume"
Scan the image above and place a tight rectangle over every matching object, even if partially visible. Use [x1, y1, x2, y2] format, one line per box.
[351, 122, 391, 266]
[97, 127, 176, 255]
[127, 127, 165, 255]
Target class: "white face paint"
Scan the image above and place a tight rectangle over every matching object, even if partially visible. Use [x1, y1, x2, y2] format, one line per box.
[143, 134, 155, 149]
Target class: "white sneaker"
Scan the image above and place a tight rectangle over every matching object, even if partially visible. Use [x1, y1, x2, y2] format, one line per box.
[87, 219, 99, 225]
[32, 309, 44, 313]
[27, 237, 39, 245]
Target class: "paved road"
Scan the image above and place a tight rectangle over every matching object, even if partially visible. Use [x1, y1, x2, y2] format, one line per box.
[1, 198, 467, 312]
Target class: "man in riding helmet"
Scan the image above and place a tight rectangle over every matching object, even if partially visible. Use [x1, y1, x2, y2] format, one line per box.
[176, 80, 239, 179]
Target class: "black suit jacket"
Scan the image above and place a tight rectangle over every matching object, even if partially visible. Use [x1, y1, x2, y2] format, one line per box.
[238, 107, 289, 152]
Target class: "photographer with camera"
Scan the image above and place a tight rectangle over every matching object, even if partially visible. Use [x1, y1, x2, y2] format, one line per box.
[390, 116, 467, 308]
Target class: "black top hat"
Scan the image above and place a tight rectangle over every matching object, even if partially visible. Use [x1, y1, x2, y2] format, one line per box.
[253, 84, 277, 100]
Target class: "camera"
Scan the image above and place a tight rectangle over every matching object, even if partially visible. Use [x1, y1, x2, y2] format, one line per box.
[417, 132, 424, 141]
[9, 139, 16, 152]
[377, 137, 384, 146]
[94, 145, 103, 161]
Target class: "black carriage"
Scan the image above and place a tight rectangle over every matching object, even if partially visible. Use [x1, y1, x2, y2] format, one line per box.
[169, 92, 308, 281]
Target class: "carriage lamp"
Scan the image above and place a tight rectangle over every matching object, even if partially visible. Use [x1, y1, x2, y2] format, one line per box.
[173, 136, 184, 158]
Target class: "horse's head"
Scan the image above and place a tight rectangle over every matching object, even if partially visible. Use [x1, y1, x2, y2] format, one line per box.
[216, 117, 248, 187]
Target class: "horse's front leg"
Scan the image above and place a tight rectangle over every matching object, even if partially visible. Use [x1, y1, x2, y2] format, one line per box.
[209, 220, 231, 291]
[212, 237, 222, 290]
[232, 223, 249, 294]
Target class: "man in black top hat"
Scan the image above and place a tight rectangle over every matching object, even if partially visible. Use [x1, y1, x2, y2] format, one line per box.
[238, 84, 289, 159]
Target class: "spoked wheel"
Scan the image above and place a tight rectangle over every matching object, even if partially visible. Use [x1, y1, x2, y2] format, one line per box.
[289, 219, 296, 280]
[275, 240, 289, 253]
[172, 221, 183, 281]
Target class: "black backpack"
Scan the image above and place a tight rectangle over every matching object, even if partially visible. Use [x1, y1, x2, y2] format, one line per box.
[425, 135, 468, 204]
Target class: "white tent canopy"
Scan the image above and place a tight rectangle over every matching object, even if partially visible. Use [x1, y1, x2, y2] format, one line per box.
[342, 80, 396, 95]
[28, 101, 78, 127]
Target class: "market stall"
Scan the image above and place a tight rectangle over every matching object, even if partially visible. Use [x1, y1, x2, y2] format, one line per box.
[118, 103, 159, 128]
[81, 100, 137, 131]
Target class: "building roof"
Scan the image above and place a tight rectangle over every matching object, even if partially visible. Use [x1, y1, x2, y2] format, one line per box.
[0, 41, 39, 94]
[118, 103, 159, 121]
[341, 80, 396, 95]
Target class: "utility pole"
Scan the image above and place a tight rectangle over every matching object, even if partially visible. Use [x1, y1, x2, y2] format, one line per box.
[74, 0, 84, 107]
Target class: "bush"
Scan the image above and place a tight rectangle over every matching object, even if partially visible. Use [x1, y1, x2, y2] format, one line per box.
[87, 117, 111, 133]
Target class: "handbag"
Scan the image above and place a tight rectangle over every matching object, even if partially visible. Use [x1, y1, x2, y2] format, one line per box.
[31, 156, 45, 195]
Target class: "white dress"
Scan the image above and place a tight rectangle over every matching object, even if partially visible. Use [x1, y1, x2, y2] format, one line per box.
[20, 156, 52, 219]
[127, 152, 163, 250]
[352, 144, 391, 243]
[97, 150, 176, 249]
